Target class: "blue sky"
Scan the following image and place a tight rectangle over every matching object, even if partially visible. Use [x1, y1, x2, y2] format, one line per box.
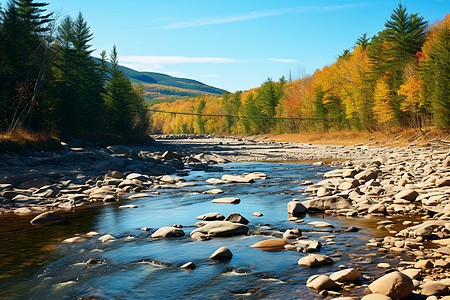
[45, 0, 448, 92]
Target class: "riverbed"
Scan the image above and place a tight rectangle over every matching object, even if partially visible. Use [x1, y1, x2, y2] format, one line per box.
[0, 162, 412, 299]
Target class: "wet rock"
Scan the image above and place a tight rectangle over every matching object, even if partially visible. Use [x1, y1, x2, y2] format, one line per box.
[211, 197, 240, 204]
[209, 247, 232, 261]
[196, 212, 225, 221]
[98, 234, 116, 242]
[224, 213, 249, 225]
[119, 204, 138, 209]
[368, 271, 413, 299]
[62, 236, 87, 243]
[306, 275, 339, 290]
[86, 259, 104, 265]
[250, 239, 288, 251]
[151, 226, 185, 238]
[253, 212, 263, 217]
[298, 254, 334, 267]
[30, 211, 61, 225]
[180, 262, 196, 270]
[329, 268, 362, 282]
[190, 221, 248, 237]
[283, 228, 302, 239]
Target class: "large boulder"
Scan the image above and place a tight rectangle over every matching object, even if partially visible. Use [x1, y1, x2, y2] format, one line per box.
[302, 196, 352, 211]
[368, 271, 413, 299]
[30, 211, 61, 226]
[394, 189, 419, 201]
[151, 226, 185, 238]
[190, 221, 248, 237]
[298, 254, 334, 267]
[250, 239, 288, 251]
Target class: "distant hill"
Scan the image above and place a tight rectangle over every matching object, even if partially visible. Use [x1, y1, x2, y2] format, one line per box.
[116, 64, 227, 104]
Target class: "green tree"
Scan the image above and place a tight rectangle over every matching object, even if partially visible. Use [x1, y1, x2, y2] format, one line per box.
[421, 16, 450, 128]
[355, 33, 370, 50]
[104, 45, 146, 134]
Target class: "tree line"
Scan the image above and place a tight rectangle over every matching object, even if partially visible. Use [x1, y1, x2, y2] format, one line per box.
[150, 4, 449, 135]
[0, 0, 148, 137]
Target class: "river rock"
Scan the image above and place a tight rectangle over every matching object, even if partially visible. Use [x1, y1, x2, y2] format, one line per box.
[62, 236, 87, 243]
[224, 213, 249, 224]
[190, 221, 248, 237]
[253, 212, 263, 217]
[401, 268, 421, 279]
[329, 268, 362, 282]
[361, 295, 392, 300]
[306, 275, 339, 290]
[30, 211, 61, 225]
[209, 247, 232, 261]
[221, 174, 254, 183]
[283, 228, 302, 239]
[394, 189, 419, 201]
[196, 212, 225, 221]
[206, 178, 226, 185]
[190, 232, 210, 241]
[105, 170, 124, 179]
[368, 271, 413, 299]
[354, 169, 379, 181]
[421, 281, 449, 296]
[415, 260, 433, 269]
[211, 197, 240, 204]
[288, 200, 307, 214]
[250, 239, 288, 251]
[298, 254, 334, 267]
[98, 234, 116, 242]
[307, 221, 334, 228]
[302, 196, 352, 211]
[151, 226, 185, 238]
[204, 189, 224, 194]
[180, 262, 196, 270]
[436, 177, 450, 187]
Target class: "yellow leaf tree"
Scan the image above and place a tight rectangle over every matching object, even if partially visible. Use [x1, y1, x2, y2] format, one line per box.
[373, 79, 395, 126]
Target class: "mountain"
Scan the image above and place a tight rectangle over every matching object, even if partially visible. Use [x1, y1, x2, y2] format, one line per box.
[116, 64, 227, 104]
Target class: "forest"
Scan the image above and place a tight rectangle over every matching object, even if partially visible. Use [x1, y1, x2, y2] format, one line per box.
[0, 0, 148, 139]
[151, 5, 449, 136]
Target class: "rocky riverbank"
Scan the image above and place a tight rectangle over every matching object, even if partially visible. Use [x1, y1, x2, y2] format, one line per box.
[0, 134, 449, 299]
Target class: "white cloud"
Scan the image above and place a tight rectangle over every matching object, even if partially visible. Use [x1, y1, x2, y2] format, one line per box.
[164, 4, 370, 29]
[121, 56, 243, 65]
[269, 58, 298, 63]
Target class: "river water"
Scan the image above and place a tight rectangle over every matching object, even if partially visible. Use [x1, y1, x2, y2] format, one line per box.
[0, 162, 408, 299]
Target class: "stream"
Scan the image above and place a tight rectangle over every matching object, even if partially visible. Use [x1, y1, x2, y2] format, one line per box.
[0, 162, 407, 299]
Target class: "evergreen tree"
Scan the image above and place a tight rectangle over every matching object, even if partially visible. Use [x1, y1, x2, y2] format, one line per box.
[104, 45, 145, 134]
[355, 33, 370, 50]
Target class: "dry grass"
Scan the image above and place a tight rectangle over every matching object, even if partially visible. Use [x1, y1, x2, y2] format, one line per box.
[0, 128, 58, 143]
[259, 128, 449, 147]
